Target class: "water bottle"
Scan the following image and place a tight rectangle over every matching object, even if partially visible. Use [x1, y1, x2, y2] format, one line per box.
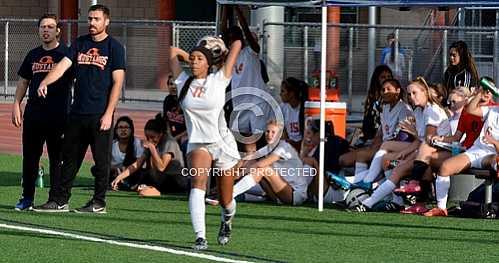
[480, 77, 499, 97]
[451, 141, 461, 156]
[36, 164, 44, 188]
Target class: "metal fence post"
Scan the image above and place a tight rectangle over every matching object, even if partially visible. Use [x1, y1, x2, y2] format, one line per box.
[4, 21, 8, 99]
[66, 21, 71, 47]
[262, 20, 267, 66]
[172, 22, 177, 47]
[121, 23, 127, 103]
[442, 29, 448, 77]
[348, 27, 353, 110]
[494, 10, 499, 83]
[394, 29, 400, 79]
[304, 25, 309, 82]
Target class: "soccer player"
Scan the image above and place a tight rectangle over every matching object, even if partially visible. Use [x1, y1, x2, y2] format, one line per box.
[169, 36, 242, 250]
[12, 14, 73, 211]
[34, 4, 126, 213]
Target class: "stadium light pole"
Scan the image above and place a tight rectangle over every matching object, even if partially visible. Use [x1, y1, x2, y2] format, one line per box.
[318, 2, 327, 212]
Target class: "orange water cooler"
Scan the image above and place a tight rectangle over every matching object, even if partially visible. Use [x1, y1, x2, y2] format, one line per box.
[304, 101, 347, 138]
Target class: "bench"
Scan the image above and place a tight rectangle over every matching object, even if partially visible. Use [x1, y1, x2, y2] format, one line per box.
[468, 168, 498, 204]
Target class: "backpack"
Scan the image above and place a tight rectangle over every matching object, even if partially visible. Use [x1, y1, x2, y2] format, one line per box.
[459, 201, 499, 219]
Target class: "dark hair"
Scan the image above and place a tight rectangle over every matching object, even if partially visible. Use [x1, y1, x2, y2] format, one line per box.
[113, 116, 137, 167]
[89, 4, 110, 18]
[282, 77, 308, 135]
[310, 119, 334, 137]
[382, 78, 405, 101]
[364, 65, 393, 114]
[38, 14, 60, 28]
[448, 41, 479, 83]
[222, 25, 244, 45]
[145, 113, 168, 135]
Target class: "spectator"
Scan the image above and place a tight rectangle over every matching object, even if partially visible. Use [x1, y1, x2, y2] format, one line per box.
[111, 114, 186, 195]
[231, 120, 312, 206]
[110, 116, 144, 188]
[380, 33, 406, 81]
[359, 65, 393, 145]
[280, 77, 307, 152]
[424, 82, 499, 217]
[443, 40, 479, 95]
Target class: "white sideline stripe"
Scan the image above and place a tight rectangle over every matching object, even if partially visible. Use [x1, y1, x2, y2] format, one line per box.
[0, 223, 252, 263]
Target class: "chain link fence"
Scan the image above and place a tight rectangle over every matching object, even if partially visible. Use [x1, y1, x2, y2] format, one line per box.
[2, 17, 499, 105]
[0, 19, 216, 103]
[262, 22, 498, 108]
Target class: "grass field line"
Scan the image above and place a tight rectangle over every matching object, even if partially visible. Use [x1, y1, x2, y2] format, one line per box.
[0, 223, 253, 263]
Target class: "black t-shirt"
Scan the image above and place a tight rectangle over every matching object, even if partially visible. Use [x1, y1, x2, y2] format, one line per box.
[18, 44, 73, 121]
[163, 95, 186, 137]
[68, 34, 126, 115]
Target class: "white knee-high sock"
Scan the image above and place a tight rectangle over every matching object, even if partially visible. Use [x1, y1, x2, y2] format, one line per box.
[189, 188, 206, 239]
[436, 176, 451, 209]
[233, 175, 257, 198]
[362, 180, 396, 208]
[353, 170, 369, 183]
[363, 149, 387, 183]
[355, 162, 368, 175]
[391, 193, 404, 206]
[221, 199, 236, 222]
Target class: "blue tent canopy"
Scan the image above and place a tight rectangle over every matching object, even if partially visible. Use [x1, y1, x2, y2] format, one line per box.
[217, 0, 499, 7]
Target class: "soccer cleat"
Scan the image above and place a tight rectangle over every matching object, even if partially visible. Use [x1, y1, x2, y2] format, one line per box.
[349, 203, 370, 213]
[33, 200, 69, 212]
[193, 237, 208, 250]
[372, 200, 403, 212]
[74, 201, 106, 214]
[217, 221, 232, 246]
[400, 202, 428, 214]
[423, 207, 448, 217]
[326, 172, 352, 190]
[15, 197, 33, 211]
[394, 180, 421, 195]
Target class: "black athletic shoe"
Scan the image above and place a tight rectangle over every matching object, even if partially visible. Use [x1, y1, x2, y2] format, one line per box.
[74, 201, 106, 214]
[33, 200, 69, 212]
[193, 237, 208, 250]
[349, 203, 370, 213]
[217, 221, 232, 245]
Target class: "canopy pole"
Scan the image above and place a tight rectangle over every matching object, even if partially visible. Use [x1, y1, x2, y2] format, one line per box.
[318, 4, 327, 212]
[367, 6, 376, 90]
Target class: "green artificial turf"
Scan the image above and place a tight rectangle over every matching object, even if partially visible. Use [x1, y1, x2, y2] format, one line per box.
[1, 154, 499, 263]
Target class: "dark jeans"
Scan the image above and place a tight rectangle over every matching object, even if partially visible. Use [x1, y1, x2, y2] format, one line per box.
[139, 160, 188, 193]
[22, 118, 65, 200]
[467, 182, 499, 203]
[51, 114, 113, 206]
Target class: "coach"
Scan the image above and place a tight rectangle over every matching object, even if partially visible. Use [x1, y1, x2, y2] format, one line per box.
[34, 4, 125, 213]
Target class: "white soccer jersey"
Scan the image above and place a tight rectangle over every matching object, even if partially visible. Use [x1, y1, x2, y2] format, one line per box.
[281, 103, 302, 142]
[380, 100, 414, 141]
[175, 70, 231, 143]
[471, 106, 499, 153]
[271, 141, 312, 196]
[230, 46, 268, 106]
[414, 103, 451, 140]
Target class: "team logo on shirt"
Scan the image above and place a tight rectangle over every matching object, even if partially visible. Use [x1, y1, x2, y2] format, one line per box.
[32, 56, 56, 74]
[77, 48, 108, 70]
[191, 85, 205, 97]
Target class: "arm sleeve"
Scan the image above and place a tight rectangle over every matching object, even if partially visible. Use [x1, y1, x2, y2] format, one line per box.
[17, 52, 33, 80]
[111, 40, 126, 71]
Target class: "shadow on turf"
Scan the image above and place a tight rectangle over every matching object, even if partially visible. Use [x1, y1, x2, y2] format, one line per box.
[0, 217, 285, 263]
[0, 171, 94, 187]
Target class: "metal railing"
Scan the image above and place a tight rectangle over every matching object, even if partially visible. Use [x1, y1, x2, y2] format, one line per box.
[261, 21, 499, 108]
[2, 18, 499, 105]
